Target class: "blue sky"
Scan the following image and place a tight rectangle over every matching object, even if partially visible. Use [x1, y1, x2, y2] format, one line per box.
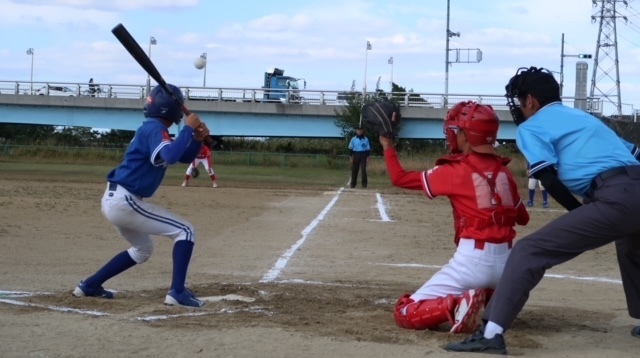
[1, 0, 639, 113]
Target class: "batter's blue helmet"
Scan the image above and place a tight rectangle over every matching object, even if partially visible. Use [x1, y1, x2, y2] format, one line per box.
[144, 84, 184, 124]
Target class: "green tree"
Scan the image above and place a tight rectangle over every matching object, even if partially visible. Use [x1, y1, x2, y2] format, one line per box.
[0, 123, 57, 144]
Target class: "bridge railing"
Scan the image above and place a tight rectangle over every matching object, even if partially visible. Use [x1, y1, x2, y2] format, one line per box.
[0, 80, 634, 116]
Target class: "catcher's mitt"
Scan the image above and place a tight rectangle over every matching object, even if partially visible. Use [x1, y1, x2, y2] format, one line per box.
[191, 167, 200, 178]
[361, 100, 401, 138]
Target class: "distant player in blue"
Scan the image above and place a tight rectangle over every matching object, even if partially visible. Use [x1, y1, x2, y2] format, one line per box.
[526, 162, 548, 208]
[72, 84, 211, 308]
[348, 124, 371, 188]
[447, 67, 640, 354]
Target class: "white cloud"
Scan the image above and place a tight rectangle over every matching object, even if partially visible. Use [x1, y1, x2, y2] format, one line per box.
[9, 0, 199, 11]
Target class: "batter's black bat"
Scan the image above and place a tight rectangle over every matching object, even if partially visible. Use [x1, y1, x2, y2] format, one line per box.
[111, 23, 214, 148]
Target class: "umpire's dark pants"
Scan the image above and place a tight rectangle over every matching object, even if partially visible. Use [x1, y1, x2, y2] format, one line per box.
[350, 152, 368, 188]
[485, 165, 640, 330]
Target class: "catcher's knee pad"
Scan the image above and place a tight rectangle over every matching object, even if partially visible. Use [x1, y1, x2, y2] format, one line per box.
[127, 241, 155, 264]
[394, 294, 455, 330]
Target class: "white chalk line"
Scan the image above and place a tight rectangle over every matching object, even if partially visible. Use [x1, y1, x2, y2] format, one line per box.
[375, 192, 393, 222]
[375, 263, 623, 284]
[0, 298, 110, 316]
[259, 188, 344, 283]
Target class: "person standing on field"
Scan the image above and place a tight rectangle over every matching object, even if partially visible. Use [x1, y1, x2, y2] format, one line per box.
[348, 125, 370, 189]
[72, 84, 209, 308]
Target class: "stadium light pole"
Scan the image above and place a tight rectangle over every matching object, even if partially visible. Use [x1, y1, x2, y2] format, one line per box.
[200, 53, 207, 87]
[146, 36, 157, 95]
[26, 48, 34, 94]
[388, 56, 394, 91]
[363, 40, 372, 97]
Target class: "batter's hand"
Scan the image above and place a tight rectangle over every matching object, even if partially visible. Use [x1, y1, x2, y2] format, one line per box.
[194, 123, 210, 142]
[184, 113, 202, 130]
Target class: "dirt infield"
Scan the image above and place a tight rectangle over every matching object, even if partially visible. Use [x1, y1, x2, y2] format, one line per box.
[0, 179, 638, 357]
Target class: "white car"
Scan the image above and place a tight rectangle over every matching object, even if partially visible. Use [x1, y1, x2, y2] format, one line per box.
[35, 85, 76, 96]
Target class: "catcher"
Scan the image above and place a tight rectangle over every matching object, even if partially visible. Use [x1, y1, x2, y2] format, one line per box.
[182, 144, 218, 188]
[361, 100, 529, 334]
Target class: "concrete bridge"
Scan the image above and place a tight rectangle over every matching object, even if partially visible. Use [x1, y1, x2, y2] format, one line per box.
[0, 81, 607, 140]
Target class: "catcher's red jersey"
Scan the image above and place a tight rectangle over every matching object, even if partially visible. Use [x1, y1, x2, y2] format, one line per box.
[384, 148, 528, 245]
[196, 145, 211, 159]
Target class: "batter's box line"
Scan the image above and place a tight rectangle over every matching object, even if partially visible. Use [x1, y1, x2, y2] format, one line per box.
[373, 263, 623, 285]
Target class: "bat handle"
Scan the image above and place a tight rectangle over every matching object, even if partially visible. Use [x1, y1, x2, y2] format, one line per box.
[181, 105, 191, 116]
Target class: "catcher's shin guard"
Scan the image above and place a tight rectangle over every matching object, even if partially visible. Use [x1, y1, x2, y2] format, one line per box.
[393, 294, 456, 330]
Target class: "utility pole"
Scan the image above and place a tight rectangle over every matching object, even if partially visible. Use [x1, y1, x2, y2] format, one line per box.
[559, 33, 592, 98]
[444, 0, 459, 105]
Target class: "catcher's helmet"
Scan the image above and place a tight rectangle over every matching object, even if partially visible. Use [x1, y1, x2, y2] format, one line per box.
[505, 66, 559, 125]
[444, 101, 499, 154]
[144, 84, 184, 124]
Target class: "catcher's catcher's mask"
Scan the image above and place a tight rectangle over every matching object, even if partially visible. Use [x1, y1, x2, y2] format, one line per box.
[444, 101, 499, 154]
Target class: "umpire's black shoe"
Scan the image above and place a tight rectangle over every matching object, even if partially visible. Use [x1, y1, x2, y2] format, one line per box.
[632, 326, 640, 338]
[444, 330, 507, 355]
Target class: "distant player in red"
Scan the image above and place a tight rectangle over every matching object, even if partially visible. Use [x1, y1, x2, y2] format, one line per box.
[182, 145, 218, 188]
[381, 101, 529, 334]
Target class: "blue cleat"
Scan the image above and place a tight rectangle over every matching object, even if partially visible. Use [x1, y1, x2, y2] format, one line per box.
[526, 201, 534, 207]
[542, 201, 549, 208]
[164, 288, 204, 308]
[73, 281, 114, 299]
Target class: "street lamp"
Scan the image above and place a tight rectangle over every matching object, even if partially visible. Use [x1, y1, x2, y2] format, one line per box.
[201, 53, 208, 87]
[388, 56, 394, 91]
[26, 48, 34, 94]
[146, 36, 157, 95]
[363, 41, 372, 96]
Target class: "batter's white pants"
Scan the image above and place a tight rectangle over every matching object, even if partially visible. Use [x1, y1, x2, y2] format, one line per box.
[101, 183, 195, 264]
[528, 178, 545, 191]
[410, 239, 511, 301]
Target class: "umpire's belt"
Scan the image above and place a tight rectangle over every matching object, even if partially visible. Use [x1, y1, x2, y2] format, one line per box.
[585, 166, 628, 198]
[107, 182, 142, 200]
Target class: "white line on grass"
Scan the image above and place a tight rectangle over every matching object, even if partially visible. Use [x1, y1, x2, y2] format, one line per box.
[259, 188, 344, 283]
[374, 263, 623, 284]
[375, 193, 393, 222]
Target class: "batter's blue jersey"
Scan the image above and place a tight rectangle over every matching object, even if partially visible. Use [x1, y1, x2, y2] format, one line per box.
[107, 118, 201, 198]
[517, 102, 638, 197]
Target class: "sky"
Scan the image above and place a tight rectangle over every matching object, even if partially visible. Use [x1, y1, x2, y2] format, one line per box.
[1, 0, 639, 114]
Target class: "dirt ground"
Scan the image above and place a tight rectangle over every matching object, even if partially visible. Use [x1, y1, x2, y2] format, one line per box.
[0, 178, 638, 358]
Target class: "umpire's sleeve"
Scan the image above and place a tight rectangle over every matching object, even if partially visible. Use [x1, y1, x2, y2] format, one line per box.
[534, 166, 582, 211]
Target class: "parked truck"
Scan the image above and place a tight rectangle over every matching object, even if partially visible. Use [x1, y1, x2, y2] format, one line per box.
[185, 67, 306, 104]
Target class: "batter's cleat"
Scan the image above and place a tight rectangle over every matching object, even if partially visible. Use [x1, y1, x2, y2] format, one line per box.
[450, 289, 486, 334]
[444, 330, 507, 355]
[632, 326, 640, 338]
[526, 200, 534, 207]
[73, 281, 113, 299]
[181, 181, 188, 187]
[164, 288, 204, 308]
[212, 181, 218, 188]
[542, 201, 549, 208]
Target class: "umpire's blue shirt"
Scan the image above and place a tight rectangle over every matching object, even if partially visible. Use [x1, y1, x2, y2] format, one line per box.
[517, 102, 638, 197]
[349, 136, 371, 153]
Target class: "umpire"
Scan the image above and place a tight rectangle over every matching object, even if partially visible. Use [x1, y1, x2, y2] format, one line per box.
[348, 125, 371, 189]
[446, 66, 640, 354]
